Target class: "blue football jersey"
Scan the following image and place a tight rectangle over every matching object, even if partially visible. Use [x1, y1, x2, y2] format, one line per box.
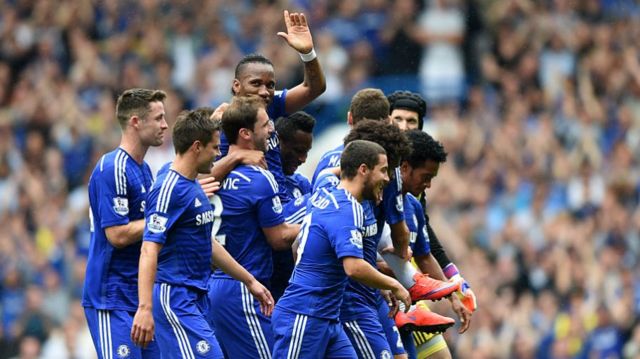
[311, 144, 344, 185]
[381, 167, 405, 225]
[143, 169, 215, 292]
[276, 187, 365, 320]
[284, 173, 312, 200]
[313, 171, 341, 193]
[340, 200, 385, 317]
[218, 90, 289, 202]
[405, 194, 430, 257]
[83, 148, 153, 311]
[212, 165, 285, 282]
[314, 173, 386, 315]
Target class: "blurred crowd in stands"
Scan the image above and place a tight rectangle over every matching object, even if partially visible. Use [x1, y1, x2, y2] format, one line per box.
[0, 0, 639, 358]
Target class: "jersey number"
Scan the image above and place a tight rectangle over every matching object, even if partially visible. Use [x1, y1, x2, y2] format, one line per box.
[209, 195, 225, 245]
[295, 213, 312, 265]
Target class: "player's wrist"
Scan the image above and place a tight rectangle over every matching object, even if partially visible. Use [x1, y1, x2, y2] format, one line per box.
[443, 263, 460, 280]
[138, 303, 152, 310]
[299, 48, 317, 62]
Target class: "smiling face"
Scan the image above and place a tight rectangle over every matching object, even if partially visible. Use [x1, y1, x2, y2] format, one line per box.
[280, 130, 313, 175]
[363, 154, 390, 204]
[138, 101, 168, 147]
[197, 130, 221, 174]
[401, 159, 440, 196]
[251, 108, 273, 153]
[232, 62, 275, 107]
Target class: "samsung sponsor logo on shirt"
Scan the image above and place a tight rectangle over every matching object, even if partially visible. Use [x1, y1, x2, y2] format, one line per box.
[196, 210, 216, 226]
[363, 223, 378, 238]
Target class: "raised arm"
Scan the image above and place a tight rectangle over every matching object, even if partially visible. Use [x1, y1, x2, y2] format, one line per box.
[276, 10, 326, 113]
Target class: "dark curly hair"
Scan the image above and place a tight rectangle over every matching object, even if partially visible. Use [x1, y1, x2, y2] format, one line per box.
[344, 119, 411, 172]
[404, 129, 447, 168]
[387, 91, 427, 130]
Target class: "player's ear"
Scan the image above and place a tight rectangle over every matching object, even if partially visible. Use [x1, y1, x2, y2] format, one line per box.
[129, 115, 140, 129]
[192, 140, 202, 153]
[239, 127, 251, 141]
[400, 160, 410, 175]
[358, 163, 369, 176]
[347, 111, 353, 126]
[232, 79, 241, 95]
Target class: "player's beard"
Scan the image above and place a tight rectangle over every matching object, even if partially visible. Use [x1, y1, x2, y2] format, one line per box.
[362, 176, 376, 202]
[253, 135, 268, 153]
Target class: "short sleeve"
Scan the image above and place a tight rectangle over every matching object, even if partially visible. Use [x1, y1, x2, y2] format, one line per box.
[409, 197, 430, 256]
[143, 174, 187, 245]
[217, 131, 230, 159]
[97, 160, 132, 229]
[327, 202, 364, 260]
[254, 170, 286, 228]
[412, 216, 430, 257]
[382, 169, 405, 225]
[268, 89, 288, 119]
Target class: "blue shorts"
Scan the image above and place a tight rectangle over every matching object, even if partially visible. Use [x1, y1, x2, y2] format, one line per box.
[208, 277, 273, 359]
[153, 283, 223, 359]
[85, 307, 160, 359]
[342, 305, 393, 359]
[376, 295, 406, 356]
[272, 307, 356, 359]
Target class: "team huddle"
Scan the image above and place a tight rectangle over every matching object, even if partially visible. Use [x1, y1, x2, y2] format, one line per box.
[83, 10, 477, 359]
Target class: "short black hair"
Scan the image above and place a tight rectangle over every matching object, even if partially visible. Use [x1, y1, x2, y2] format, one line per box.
[344, 120, 410, 171]
[234, 54, 273, 78]
[404, 129, 447, 168]
[232, 54, 274, 95]
[341, 140, 386, 180]
[275, 111, 315, 142]
[172, 110, 221, 155]
[387, 91, 427, 129]
[221, 96, 264, 144]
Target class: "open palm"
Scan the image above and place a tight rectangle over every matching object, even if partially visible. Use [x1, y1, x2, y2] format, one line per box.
[277, 10, 313, 54]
